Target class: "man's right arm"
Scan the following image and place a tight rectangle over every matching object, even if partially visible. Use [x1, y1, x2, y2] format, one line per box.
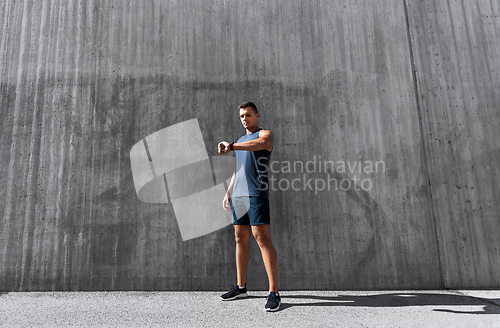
[222, 172, 235, 211]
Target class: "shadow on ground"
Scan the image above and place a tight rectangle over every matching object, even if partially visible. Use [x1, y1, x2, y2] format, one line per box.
[279, 293, 500, 314]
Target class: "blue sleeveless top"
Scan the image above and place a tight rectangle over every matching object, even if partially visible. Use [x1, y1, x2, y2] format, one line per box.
[232, 129, 272, 199]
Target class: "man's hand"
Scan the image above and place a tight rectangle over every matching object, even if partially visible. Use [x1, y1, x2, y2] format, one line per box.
[218, 141, 230, 154]
[222, 192, 231, 211]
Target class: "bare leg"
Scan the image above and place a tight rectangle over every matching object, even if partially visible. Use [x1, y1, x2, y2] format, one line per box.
[234, 225, 251, 287]
[251, 224, 278, 293]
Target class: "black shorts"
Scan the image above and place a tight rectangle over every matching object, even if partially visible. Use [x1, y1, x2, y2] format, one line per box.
[231, 196, 270, 226]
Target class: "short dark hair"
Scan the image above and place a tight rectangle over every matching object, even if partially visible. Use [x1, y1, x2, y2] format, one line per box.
[238, 102, 258, 114]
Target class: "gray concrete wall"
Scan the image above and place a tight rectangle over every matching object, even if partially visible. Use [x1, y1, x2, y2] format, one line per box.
[407, 0, 500, 288]
[0, 0, 498, 291]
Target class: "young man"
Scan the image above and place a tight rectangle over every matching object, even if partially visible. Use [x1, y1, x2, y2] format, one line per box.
[218, 102, 280, 312]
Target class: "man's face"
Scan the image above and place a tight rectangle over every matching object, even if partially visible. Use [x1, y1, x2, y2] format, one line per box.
[239, 107, 259, 131]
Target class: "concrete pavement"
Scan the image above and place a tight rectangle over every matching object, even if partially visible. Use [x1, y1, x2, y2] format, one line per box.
[1, 290, 499, 327]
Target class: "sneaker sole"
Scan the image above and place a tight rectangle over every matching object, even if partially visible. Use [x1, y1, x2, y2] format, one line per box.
[265, 300, 281, 312]
[220, 292, 248, 301]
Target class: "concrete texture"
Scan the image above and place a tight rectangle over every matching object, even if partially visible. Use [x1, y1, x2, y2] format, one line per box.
[0, 0, 499, 291]
[407, 0, 500, 289]
[1, 290, 500, 327]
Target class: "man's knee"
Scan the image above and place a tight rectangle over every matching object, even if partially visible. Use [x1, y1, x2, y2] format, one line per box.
[234, 227, 250, 244]
[252, 226, 271, 245]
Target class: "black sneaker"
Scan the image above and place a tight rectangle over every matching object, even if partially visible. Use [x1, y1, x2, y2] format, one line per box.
[265, 291, 281, 312]
[220, 284, 248, 301]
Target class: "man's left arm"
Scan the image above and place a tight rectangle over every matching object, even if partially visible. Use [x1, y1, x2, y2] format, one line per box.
[218, 130, 273, 154]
